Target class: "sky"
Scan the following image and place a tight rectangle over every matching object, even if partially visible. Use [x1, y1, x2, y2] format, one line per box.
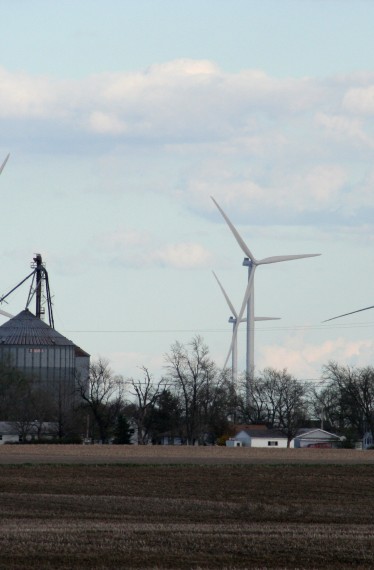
[1, 0, 374, 384]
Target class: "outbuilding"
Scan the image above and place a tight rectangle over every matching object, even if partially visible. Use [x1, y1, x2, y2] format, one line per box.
[293, 428, 341, 448]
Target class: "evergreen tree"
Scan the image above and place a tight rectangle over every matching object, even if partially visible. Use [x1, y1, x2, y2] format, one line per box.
[113, 414, 134, 444]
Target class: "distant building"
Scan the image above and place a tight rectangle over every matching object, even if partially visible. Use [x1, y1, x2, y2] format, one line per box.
[0, 309, 90, 407]
[293, 428, 341, 448]
[225, 425, 342, 449]
[226, 425, 289, 448]
[0, 422, 19, 444]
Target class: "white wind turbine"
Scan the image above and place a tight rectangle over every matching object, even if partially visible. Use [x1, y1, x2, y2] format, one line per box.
[323, 304, 374, 323]
[212, 270, 280, 383]
[0, 308, 14, 319]
[0, 153, 13, 319]
[0, 153, 10, 175]
[211, 197, 321, 385]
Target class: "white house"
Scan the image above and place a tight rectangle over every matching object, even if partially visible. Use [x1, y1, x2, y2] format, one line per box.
[226, 425, 289, 448]
[225, 425, 343, 449]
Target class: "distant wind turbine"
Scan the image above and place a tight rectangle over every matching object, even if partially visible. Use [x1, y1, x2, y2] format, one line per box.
[323, 305, 374, 323]
[212, 270, 280, 383]
[211, 197, 321, 392]
[0, 154, 12, 318]
[0, 308, 14, 319]
[0, 153, 14, 319]
[0, 153, 10, 175]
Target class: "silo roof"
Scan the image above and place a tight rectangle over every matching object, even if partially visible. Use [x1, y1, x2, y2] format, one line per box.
[0, 309, 76, 347]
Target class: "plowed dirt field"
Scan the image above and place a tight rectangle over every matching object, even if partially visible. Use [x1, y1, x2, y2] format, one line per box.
[1, 447, 374, 569]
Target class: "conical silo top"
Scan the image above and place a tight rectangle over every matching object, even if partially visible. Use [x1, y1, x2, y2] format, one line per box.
[0, 309, 75, 346]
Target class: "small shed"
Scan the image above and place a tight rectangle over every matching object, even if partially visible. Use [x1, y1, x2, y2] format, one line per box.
[293, 428, 341, 448]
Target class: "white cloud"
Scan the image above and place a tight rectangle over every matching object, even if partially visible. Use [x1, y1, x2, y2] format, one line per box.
[316, 112, 374, 147]
[343, 85, 374, 115]
[89, 228, 212, 269]
[2, 62, 374, 228]
[258, 336, 374, 379]
[0, 68, 57, 118]
[151, 242, 212, 269]
[88, 111, 127, 135]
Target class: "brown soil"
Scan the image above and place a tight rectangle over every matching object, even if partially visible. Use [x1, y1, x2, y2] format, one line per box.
[0, 444, 373, 464]
[0, 460, 374, 568]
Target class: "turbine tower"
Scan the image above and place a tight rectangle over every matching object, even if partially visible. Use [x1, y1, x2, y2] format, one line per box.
[212, 270, 280, 384]
[211, 197, 321, 392]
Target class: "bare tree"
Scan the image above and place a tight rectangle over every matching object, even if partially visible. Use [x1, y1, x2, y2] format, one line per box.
[127, 366, 166, 444]
[77, 358, 125, 443]
[323, 362, 374, 439]
[164, 336, 225, 444]
[249, 368, 309, 447]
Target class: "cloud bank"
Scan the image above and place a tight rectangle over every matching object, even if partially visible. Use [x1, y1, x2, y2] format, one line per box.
[2, 60, 374, 228]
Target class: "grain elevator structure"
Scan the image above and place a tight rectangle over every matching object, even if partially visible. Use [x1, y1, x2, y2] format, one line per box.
[0, 255, 90, 406]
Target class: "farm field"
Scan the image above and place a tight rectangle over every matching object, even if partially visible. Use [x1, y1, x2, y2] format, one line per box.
[0, 450, 374, 568]
[1, 444, 374, 464]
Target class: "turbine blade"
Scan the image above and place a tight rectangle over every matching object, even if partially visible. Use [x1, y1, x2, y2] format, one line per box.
[223, 266, 256, 368]
[0, 308, 13, 318]
[211, 196, 256, 262]
[258, 253, 321, 265]
[212, 271, 237, 318]
[323, 305, 374, 323]
[254, 317, 281, 321]
[0, 153, 10, 175]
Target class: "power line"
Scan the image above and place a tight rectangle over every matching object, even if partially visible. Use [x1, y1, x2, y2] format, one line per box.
[62, 321, 374, 334]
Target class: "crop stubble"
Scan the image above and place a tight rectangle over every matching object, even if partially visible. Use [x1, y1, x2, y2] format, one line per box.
[0, 448, 374, 568]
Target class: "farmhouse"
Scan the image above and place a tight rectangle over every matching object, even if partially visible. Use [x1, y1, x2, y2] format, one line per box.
[226, 425, 289, 448]
[225, 426, 342, 449]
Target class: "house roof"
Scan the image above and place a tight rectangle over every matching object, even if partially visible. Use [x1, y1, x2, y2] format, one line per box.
[295, 428, 341, 440]
[237, 428, 287, 439]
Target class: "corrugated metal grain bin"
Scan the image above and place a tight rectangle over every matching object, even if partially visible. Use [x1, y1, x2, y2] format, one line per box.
[0, 309, 89, 405]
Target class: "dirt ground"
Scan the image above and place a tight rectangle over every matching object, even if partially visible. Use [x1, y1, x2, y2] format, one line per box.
[0, 443, 373, 464]
[1, 462, 374, 569]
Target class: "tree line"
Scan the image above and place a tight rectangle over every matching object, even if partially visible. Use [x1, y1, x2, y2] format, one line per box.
[1, 336, 374, 446]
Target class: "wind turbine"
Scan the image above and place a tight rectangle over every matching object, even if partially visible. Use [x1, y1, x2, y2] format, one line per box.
[212, 270, 280, 383]
[0, 153, 12, 318]
[0, 153, 10, 175]
[211, 196, 321, 389]
[0, 308, 14, 319]
[323, 305, 374, 323]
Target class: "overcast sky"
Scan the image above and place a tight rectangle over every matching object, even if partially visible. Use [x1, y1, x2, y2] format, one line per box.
[1, 0, 374, 382]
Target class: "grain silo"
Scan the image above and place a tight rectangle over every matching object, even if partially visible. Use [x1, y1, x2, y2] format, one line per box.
[0, 255, 90, 405]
